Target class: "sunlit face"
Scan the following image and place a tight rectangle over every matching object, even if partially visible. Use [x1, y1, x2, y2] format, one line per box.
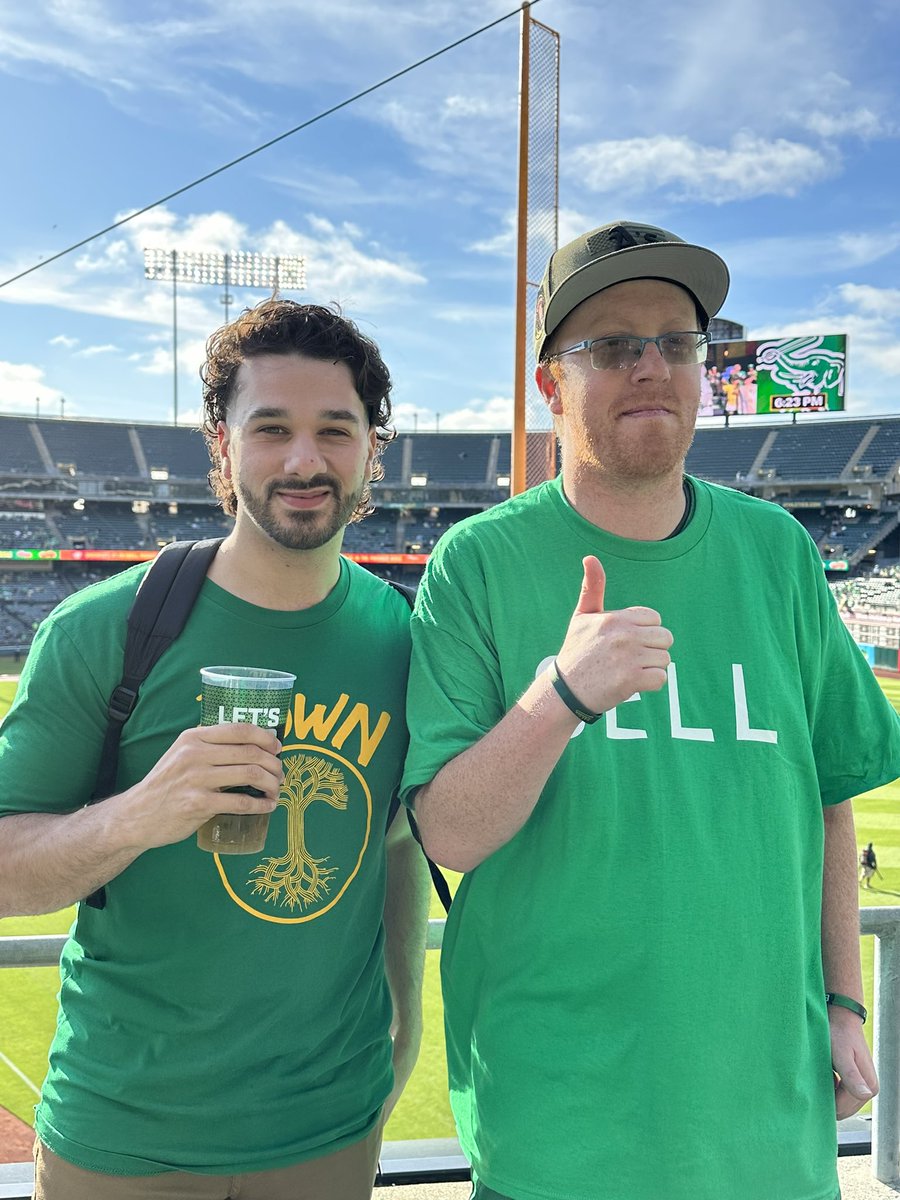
[218, 353, 376, 552]
[536, 279, 702, 486]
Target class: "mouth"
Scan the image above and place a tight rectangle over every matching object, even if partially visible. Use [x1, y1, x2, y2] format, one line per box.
[618, 405, 674, 419]
[274, 487, 333, 510]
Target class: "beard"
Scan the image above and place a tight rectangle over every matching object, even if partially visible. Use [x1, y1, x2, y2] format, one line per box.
[236, 472, 366, 551]
[565, 396, 698, 486]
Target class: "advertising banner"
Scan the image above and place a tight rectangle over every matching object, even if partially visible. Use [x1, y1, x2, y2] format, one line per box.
[0, 548, 429, 565]
[702, 334, 846, 417]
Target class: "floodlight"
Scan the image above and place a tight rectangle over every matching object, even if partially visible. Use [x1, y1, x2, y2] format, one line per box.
[143, 247, 305, 425]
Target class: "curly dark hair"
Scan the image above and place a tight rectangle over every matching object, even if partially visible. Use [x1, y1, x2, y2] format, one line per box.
[200, 298, 395, 519]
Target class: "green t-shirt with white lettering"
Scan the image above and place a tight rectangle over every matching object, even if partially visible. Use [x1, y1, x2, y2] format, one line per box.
[0, 556, 410, 1175]
[401, 476, 900, 1200]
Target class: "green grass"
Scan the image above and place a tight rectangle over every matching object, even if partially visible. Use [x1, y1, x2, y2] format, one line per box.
[0, 680, 17, 724]
[0, 679, 897, 1140]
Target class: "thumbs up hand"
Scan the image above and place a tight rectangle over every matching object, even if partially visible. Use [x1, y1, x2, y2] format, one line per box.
[554, 556, 673, 718]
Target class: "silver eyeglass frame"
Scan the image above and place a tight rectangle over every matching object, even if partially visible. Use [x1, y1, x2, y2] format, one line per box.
[546, 331, 711, 371]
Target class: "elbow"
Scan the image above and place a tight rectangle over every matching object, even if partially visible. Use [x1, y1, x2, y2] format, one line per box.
[414, 781, 490, 875]
[417, 820, 484, 875]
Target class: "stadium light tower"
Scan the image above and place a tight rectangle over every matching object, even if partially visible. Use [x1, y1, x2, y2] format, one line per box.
[143, 249, 306, 425]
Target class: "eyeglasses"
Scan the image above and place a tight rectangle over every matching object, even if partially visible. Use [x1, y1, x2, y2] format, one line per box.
[547, 331, 711, 371]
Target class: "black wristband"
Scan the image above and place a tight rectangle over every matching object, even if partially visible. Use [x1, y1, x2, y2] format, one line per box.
[547, 659, 603, 725]
[825, 992, 867, 1023]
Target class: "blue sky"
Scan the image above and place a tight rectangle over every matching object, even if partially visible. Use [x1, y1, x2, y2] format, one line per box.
[0, 0, 899, 431]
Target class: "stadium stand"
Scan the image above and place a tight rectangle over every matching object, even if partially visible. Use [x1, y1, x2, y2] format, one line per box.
[35, 418, 142, 478]
[137, 425, 211, 479]
[0, 421, 47, 475]
[758, 420, 868, 480]
[52, 504, 152, 549]
[148, 509, 233, 545]
[410, 434, 494, 485]
[855, 421, 900, 476]
[3, 412, 900, 655]
[685, 426, 770, 482]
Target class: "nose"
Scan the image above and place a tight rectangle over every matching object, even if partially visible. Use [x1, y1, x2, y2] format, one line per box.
[631, 339, 672, 382]
[283, 434, 326, 477]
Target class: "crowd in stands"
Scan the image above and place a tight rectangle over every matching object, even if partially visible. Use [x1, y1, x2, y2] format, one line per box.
[831, 566, 900, 615]
[3, 411, 900, 656]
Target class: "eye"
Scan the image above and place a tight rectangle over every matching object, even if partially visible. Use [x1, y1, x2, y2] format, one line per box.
[255, 424, 288, 436]
[321, 426, 353, 437]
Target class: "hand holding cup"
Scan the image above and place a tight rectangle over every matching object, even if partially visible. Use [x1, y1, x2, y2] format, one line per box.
[196, 665, 296, 854]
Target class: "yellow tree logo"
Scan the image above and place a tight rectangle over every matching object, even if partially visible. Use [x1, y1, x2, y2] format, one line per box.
[249, 753, 348, 910]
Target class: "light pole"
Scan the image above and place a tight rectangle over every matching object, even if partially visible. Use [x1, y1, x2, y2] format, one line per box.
[143, 249, 306, 425]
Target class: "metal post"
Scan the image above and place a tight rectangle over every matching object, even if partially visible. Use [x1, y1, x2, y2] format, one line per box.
[171, 250, 179, 427]
[511, 2, 531, 498]
[872, 914, 900, 1183]
[223, 253, 231, 326]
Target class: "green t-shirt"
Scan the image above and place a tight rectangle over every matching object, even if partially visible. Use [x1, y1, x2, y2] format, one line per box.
[0, 557, 410, 1176]
[401, 476, 900, 1200]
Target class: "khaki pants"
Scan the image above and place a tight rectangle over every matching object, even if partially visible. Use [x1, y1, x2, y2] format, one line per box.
[33, 1122, 383, 1200]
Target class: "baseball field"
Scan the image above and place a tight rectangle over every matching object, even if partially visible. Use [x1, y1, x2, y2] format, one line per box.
[0, 673, 897, 1143]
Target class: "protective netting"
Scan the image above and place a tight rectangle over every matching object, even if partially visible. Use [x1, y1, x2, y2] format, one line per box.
[513, 14, 560, 492]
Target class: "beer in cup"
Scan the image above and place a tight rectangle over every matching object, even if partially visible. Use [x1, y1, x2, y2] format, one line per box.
[197, 665, 296, 854]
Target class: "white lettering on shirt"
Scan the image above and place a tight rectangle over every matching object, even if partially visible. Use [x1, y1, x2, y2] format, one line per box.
[667, 663, 714, 742]
[732, 664, 778, 744]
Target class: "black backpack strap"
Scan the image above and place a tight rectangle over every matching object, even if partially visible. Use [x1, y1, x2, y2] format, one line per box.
[85, 538, 223, 909]
[386, 579, 417, 608]
[386, 576, 453, 914]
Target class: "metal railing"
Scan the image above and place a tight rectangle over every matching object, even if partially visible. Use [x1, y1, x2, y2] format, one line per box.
[1, 909, 898, 1189]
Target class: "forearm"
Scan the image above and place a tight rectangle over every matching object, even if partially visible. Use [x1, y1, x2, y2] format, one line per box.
[821, 799, 864, 1000]
[415, 671, 581, 872]
[0, 723, 285, 918]
[0, 800, 144, 917]
[821, 798, 878, 1115]
[383, 821, 432, 1032]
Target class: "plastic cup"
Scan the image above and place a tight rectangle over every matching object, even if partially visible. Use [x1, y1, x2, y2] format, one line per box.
[196, 665, 296, 855]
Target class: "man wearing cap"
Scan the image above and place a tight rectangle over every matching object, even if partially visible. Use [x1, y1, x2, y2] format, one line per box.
[400, 221, 900, 1200]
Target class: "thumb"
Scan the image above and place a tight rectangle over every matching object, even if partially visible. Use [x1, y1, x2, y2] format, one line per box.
[575, 556, 606, 614]
[840, 1068, 874, 1100]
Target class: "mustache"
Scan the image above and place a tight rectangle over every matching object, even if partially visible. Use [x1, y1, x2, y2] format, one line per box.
[265, 474, 342, 499]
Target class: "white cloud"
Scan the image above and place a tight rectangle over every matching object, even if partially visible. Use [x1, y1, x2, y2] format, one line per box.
[435, 303, 509, 324]
[723, 227, 900, 280]
[468, 206, 592, 263]
[49, 334, 79, 349]
[0, 206, 426, 332]
[0, 360, 65, 413]
[76, 343, 118, 358]
[835, 284, 900, 319]
[569, 132, 837, 205]
[134, 337, 208, 380]
[802, 108, 890, 140]
[391, 402, 435, 432]
[469, 213, 516, 257]
[440, 395, 512, 431]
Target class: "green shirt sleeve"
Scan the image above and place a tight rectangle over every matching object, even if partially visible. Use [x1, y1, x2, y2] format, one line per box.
[400, 535, 505, 805]
[804, 534, 900, 804]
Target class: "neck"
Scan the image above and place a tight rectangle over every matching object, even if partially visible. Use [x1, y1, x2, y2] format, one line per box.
[207, 519, 344, 610]
[562, 464, 687, 540]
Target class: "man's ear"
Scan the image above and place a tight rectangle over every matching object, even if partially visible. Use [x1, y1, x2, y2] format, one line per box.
[217, 420, 232, 480]
[364, 426, 378, 478]
[535, 361, 563, 416]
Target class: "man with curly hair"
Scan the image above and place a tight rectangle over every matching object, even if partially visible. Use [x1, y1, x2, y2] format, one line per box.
[0, 299, 431, 1200]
